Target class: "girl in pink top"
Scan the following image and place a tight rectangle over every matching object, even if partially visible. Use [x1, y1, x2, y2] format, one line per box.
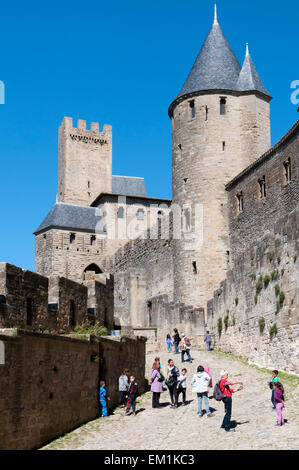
[204, 366, 213, 388]
[273, 382, 285, 426]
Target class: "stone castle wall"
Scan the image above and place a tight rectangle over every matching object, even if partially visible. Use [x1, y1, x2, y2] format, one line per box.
[0, 329, 146, 450]
[0, 263, 115, 334]
[171, 92, 271, 311]
[58, 117, 112, 206]
[207, 208, 299, 374]
[227, 122, 299, 262]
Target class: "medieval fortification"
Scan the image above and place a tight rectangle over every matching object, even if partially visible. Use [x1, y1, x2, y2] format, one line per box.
[0, 5, 298, 449]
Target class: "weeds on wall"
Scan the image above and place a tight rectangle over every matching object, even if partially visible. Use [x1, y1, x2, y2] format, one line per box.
[263, 275, 270, 287]
[71, 324, 108, 336]
[218, 318, 223, 336]
[270, 323, 278, 339]
[224, 315, 229, 330]
[258, 317, 265, 333]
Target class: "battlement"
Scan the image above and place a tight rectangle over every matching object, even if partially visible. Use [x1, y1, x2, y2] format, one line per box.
[60, 117, 112, 142]
[0, 262, 114, 334]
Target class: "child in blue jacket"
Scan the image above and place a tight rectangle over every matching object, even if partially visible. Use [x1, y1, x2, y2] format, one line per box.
[99, 381, 110, 417]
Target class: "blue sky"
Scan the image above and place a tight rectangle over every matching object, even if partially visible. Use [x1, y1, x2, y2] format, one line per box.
[0, 0, 297, 272]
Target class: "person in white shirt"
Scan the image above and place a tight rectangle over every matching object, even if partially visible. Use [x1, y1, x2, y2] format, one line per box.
[190, 365, 215, 417]
[177, 368, 187, 406]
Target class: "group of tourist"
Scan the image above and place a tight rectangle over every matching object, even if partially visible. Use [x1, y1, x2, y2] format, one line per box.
[167, 328, 215, 357]
[98, 332, 286, 431]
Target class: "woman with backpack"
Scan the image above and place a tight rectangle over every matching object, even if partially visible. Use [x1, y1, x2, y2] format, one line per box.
[150, 362, 163, 408]
[217, 370, 243, 432]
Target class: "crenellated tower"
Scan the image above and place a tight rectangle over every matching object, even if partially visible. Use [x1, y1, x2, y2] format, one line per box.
[58, 117, 112, 206]
[169, 4, 272, 311]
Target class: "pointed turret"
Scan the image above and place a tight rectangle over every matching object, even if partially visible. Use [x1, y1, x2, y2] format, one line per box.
[237, 43, 271, 98]
[175, 7, 241, 100]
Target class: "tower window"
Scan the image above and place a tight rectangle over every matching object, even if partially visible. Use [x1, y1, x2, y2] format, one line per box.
[192, 261, 197, 274]
[117, 207, 124, 218]
[237, 191, 244, 213]
[220, 98, 226, 115]
[222, 141, 226, 151]
[189, 100, 195, 119]
[70, 233, 76, 244]
[136, 209, 145, 220]
[205, 106, 208, 121]
[90, 235, 96, 246]
[283, 158, 291, 184]
[258, 176, 266, 199]
[183, 208, 191, 232]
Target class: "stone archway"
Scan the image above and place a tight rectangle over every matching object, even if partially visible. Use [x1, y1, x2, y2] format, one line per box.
[82, 263, 103, 280]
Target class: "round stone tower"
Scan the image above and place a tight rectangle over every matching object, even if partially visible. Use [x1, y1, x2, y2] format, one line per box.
[169, 5, 272, 311]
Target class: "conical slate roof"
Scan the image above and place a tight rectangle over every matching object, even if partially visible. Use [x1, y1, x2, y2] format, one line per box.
[237, 44, 271, 97]
[177, 16, 241, 99]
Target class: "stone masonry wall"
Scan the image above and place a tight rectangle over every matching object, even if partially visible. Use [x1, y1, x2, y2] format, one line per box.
[227, 121, 299, 262]
[207, 208, 299, 374]
[0, 329, 146, 450]
[0, 263, 113, 334]
[171, 92, 271, 311]
[58, 117, 112, 206]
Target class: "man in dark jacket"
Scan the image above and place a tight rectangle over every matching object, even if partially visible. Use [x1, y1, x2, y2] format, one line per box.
[125, 376, 139, 416]
[173, 328, 181, 354]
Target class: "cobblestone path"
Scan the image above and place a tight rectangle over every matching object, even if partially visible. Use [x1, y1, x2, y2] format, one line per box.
[42, 349, 299, 450]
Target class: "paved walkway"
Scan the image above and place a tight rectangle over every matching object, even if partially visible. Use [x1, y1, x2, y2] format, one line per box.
[42, 349, 299, 450]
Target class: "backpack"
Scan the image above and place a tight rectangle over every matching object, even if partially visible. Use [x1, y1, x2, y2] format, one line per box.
[213, 381, 226, 401]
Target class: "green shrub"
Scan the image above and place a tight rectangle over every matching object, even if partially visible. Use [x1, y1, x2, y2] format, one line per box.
[270, 323, 278, 338]
[258, 317, 265, 333]
[274, 284, 280, 296]
[263, 275, 270, 287]
[277, 257, 281, 264]
[294, 255, 297, 263]
[72, 324, 108, 336]
[235, 297, 239, 306]
[279, 292, 285, 308]
[281, 269, 285, 276]
[250, 273, 256, 281]
[256, 276, 263, 293]
[271, 270, 279, 281]
[232, 316, 236, 326]
[254, 295, 258, 305]
[224, 315, 229, 330]
[269, 253, 273, 262]
[218, 318, 223, 336]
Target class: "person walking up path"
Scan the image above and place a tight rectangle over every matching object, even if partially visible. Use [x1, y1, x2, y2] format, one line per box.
[191, 366, 214, 418]
[219, 370, 243, 432]
[204, 331, 215, 352]
[166, 334, 173, 353]
[180, 334, 192, 363]
[150, 363, 163, 408]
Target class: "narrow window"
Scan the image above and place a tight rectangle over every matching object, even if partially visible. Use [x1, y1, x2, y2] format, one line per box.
[237, 191, 244, 213]
[189, 100, 195, 118]
[220, 98, 226, 115]
[136, 209, 145, 220]
[184, 208, 191, 232]
[90, 235, 96, 246]
[192, 261, 197, 274]
[117, 207, 124, 218]
[70, 300, 76, 327]
[205, 106, 208, 121]
[26, 298, 33, 326]
[258, 176, 266, 199]
[70, 233, 76, 244]
[283, 158, 291, 184]
[222, 141, 226, 151]
[87, 181, 90, 188]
